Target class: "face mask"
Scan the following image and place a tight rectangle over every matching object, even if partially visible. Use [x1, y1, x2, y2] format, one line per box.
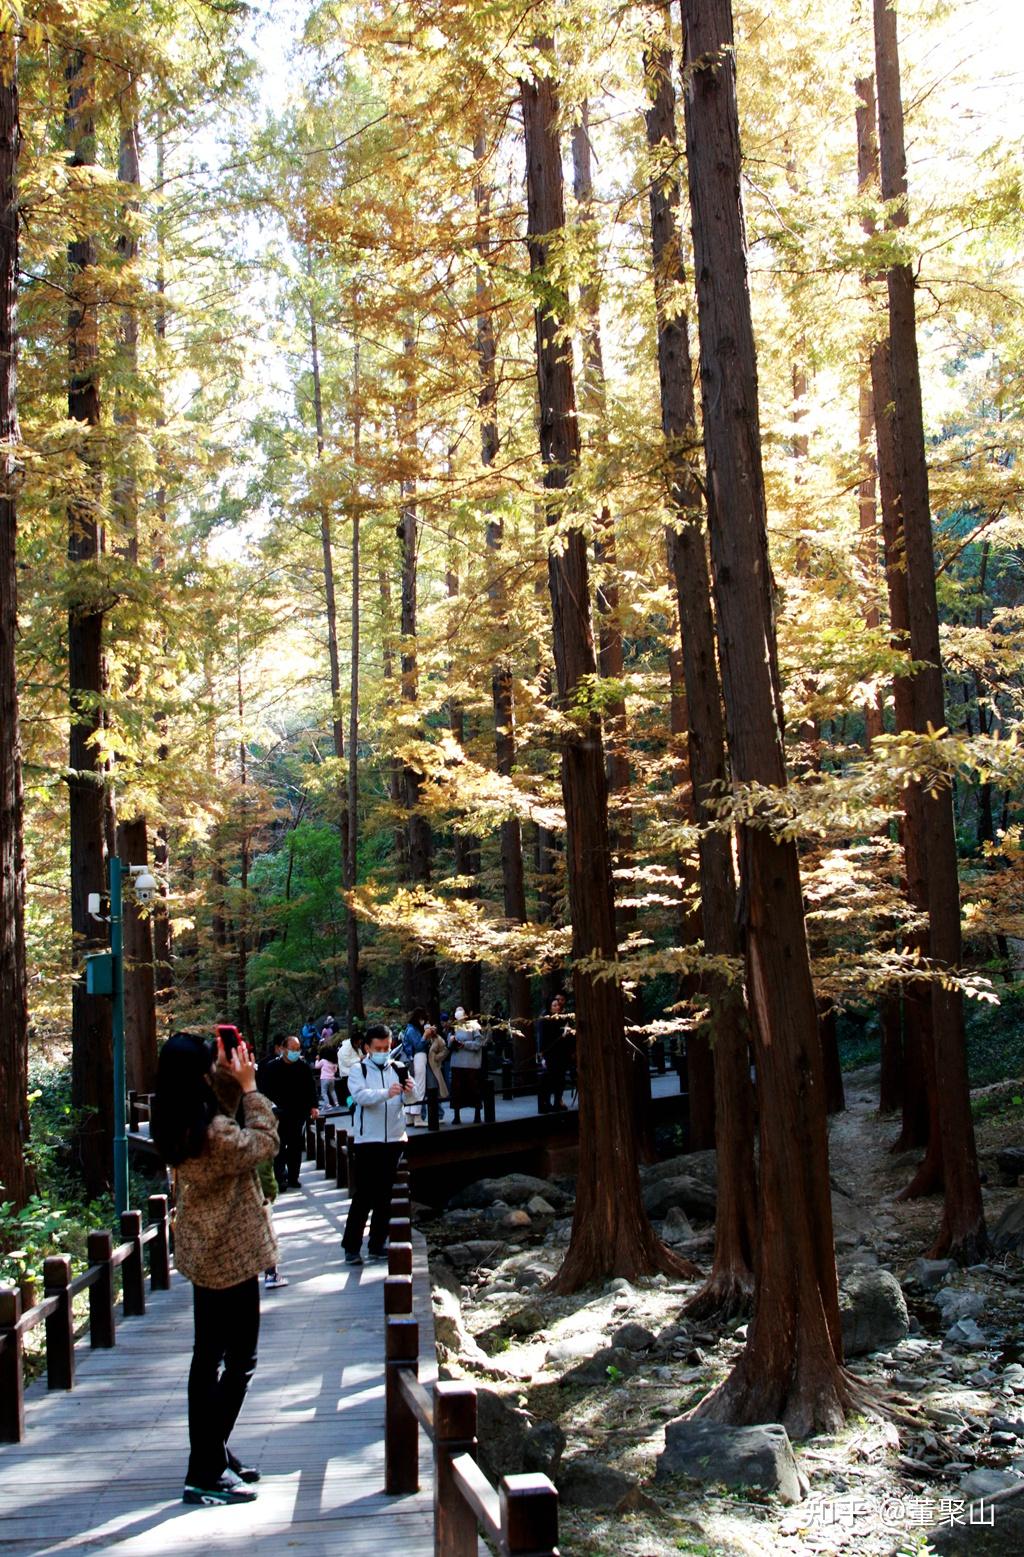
[285, 1050, 301, 1063]
[369, 1052, 389, 1069]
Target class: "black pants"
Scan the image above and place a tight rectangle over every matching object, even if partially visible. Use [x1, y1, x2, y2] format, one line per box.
[187, 1277, 260, 1488]
[540, 1042, 572, 1109]
[342, 1142, 403, 1255]
[275, 1113, 306, 1188]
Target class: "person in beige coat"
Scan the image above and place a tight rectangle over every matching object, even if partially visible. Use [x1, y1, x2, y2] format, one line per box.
[152, 1031, 279, 1507]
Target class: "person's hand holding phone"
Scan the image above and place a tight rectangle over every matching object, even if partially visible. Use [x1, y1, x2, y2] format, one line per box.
[388, 1081, 402, 1098]
[222, 1037, 257, 1094]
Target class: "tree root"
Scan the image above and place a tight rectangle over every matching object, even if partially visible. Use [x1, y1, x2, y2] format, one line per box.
[682, 1266, 753, 1322]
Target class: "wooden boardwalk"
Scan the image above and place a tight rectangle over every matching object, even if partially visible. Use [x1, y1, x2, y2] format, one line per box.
[0, 1172, 437, 1555]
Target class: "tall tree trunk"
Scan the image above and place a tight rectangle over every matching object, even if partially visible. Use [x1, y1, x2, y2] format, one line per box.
[113, 90, 157, 1094]
[0, 33, 32, 1207]
[347, 329, 364, 1019]
[855, 74, 902, 1117]
[151, 120, 172, 1009]
[873, 0, 985, 1260]
[397, 347, 438, 1018]
[474, 133, 532, 1052]
[645, 14, 756, 1315]
[236, 653, 249, 1035]
[681, 0, 851, 1434]
[520, 42, 693, 1292]
[446, 545, 482, 1014]
[67, 51, 113, 1197]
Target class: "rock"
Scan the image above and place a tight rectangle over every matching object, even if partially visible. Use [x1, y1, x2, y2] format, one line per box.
[512, 1263, 554, 1291]
[992, 1417, 1024, 1438]
[928, 1482, 1024, 1553]
[523, 1420, 566, 1479]
[960, 1469, 1022, 1500]
[946, 1318, 989, 1350]
[432, 1285, 491, 1368]
[657, 1419, 806, 1505]
[607, 1278, 635, 1295]
[642, 1150, 718, 1187]
[545, 1333, 605, 1366]
[840, 1269, 909, 1358]
[501, 1210, 532, 1229]
[997, 1147, 1024, 1185]
[661, 1205, 695, 1243]
[905, 1257, 955, 1291]
[475, 1389, 533, 1483]
[558, 1456, 640, 1510]
[445, 1240, 503, 1272]
[506, 1304, 545, 1337]
[550, 1218, 573, 1243]
[526, 1196, 556, 1216]
[654, 1321, 690, 1352]
[935, 1288, 988, 1324]
[450, 1174, 566, 1212]
[559, 1346, 639, 1387]
[830, 1187, 874, 1250]
[838, 1248, 879, 1277]
[612, 1321, 657, 1352]
[990, 1200, 1024, 1255]
[642, 1174, 717, 1223]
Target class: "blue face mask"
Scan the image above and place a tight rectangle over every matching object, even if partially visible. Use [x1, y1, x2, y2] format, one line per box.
[285, 1049, 301, 1063]
[369, 1052, 389, 1069]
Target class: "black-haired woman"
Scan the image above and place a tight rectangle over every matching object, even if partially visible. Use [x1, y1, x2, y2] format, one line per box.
[151, 1031, 279, 1506]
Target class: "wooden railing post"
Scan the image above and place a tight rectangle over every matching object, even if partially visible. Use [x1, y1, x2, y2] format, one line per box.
[385, 1317, 420, 1494]
[388, 1242, 413, 1277]
[501, 1060, 514, 1100]
[324, 1122, 337, 1180]
[305, 1117, 316, 1159]
[384, 1274, 413, 1316]
[499, 1474, 559, 1557]
[426, 1090, 440, 1131]
[391, 1192, 412, 1221]
[120, 1210, 146, 1317]
[43, 1256, 74, 1391]
[389, 1214, 412, 1247]
[482, 1075, 496, 1125]
[347, 1139, 358, 1200]
[128, 1089, 139, 1129]
[0, 1287, 25, 1442]
[335, 1127, 349, 1189]
[87, 1231, 116, 1348]
[147, 1194, 171, 1290]
[315, 1116, 326, 1170]
[434, 1382, 479, 1557]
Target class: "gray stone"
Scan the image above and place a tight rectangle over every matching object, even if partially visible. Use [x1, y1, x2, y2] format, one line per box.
[506, 1303, 545, 1337]
[450, 1174, 566, 1211]
[432, 1284, 490, 1368]
[959, 1469, 1021, 1500]
[661, 1205, 695, 1242]
[905, 1257, 955, 1291]
[935, 1287, 987, 1323]
[990, 1200, 1024, 1255]
[527, 1195, 556, 1216]
[840, 1269, 909, 1358]
[927, 1481, 1024, 1553]
[838, 1248, 879, 1277]
[445, 1240, 503, 1271]
[946, 1318, 988, 1350]
[607, 1278, 635, 1295]
[830, 1188, 874, 1250]
[559, 1346, 639, 1387]
[545, 1333, 605, 1366]
[992, 1417, 1024, 1438]
[501, 1209, 532, 1229]
[996, 1147, 1024, 1185]
[654, 1321, 690, 1352]
[558, 1456, 640, 1510]
[512, 1263, 554, 1291]
[641, 1149, 718, 1187]
[475, 1389, 532, 1483]
[656, 1419, 806, 1505]
[612, 1321, 657, 1352]
[523, 1419, 566, 1478]
[642, 1174, 717, 1223]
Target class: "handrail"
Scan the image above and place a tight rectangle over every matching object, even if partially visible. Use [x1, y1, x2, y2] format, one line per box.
[0, 1194, 171, 1444]
[379, 1183, 559, 1557]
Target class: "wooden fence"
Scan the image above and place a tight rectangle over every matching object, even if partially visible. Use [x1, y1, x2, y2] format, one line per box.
[380, 1174, 560, 1557]
[0, 1196, 171, 1444]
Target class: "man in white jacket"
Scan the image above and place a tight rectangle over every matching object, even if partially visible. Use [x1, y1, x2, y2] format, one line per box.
[341, 1026, 412, 1266]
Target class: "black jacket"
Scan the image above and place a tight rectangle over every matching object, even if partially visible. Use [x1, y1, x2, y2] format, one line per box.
[259, 1056, 318, 1119]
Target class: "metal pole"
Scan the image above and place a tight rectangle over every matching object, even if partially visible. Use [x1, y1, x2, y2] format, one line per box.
[110, 858, 129, 1219]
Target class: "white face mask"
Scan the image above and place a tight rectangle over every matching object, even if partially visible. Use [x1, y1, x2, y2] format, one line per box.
[369, 1052, 390, 1069]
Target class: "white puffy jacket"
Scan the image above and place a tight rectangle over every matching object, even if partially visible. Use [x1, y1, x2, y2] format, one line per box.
[348, 1059, 409, 1144]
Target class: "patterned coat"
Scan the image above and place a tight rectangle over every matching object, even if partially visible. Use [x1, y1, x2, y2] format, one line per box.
[174, 1090, 280, 1289]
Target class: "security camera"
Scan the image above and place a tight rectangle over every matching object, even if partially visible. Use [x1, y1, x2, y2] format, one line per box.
[131, 867, 158, 906]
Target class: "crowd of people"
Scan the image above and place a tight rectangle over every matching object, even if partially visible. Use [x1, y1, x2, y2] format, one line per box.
[148, 995, 575, 1507]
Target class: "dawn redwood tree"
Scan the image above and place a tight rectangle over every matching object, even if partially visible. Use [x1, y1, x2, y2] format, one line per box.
[67, 50, 114, 1196]
[873, 0, 985, 1260]
[680, 0, 852, 1431]
[0, 27, 32, 1207]
[520, 40, 694, 1291]
[347, 329, 364, 1020]
[643, 14, 755, 1314]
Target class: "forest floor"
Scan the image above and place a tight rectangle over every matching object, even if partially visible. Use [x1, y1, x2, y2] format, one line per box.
[423, 1065, 1024, 1557]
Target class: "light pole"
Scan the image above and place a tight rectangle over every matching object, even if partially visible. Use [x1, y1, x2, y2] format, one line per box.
[86, 860, 158, 1218]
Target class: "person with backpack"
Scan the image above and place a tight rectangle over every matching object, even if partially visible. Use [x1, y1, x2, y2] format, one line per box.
[341, 1026, 413, 1266]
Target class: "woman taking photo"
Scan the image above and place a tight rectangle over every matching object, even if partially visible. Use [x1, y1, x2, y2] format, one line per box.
[151, 1031, 279, 1506]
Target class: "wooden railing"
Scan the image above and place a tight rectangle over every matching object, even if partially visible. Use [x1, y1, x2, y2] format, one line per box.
[0, 1195, 172, 1444]
[380, 1176, 560, 1557]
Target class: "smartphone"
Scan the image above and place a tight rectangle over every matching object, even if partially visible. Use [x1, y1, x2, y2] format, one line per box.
[215, 1023, 243, 1056]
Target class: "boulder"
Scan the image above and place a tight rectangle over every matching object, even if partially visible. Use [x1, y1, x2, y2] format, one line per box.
[642, 1150, 718, 1187]
[559, 1346, 639, 1387]
[661, 1205, 695, 1243]
[475, 1389, 532, 1483]
[612, 1321, 657, 1352]
[935, 1288, 987, 1324]
[905, 1257, 955, 1290]
[527, 1196, 556, 1216]
[990, 1200, 1024, 1255]
[524, 1420, 566, 1479]
[558, 1456, 641, 1510]
[927, 1482, 1024, 1554]
[545, 1333, 605, 1366]
[959, 1469, 1021, 1500]
[445, 1240, 503, 1272]
[450, 1174, 566, 1211]
[657, 1419, 806, 1505]
[840, 1269, 909, 1358]
[642, 1174, 717, 1223]
[946, 1318, 988, 1350]
[996, 1147, 1024, 1185]
[432, 1285, 490, 1368]
[506, 1303, 545, 1338]
[501, 1210, 532, 1229]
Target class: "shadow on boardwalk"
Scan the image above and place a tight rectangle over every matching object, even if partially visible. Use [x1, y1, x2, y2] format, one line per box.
[0, 1174, 436, 1554]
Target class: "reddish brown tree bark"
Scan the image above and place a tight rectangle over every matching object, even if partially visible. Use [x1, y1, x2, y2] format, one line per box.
[520, 44, 694, 1291]
[0, 32, 32, 1207]
[873, 0, 985, 1259]
[681, 0, 852, 1432]
[644, 16, 755, 1314]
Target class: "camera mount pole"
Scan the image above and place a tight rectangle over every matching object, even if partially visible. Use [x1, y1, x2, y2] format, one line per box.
[109, 857, 129, 1219]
